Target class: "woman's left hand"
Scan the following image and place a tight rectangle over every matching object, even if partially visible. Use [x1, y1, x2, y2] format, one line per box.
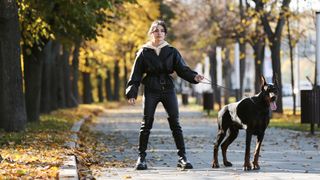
[194, 74, 204, 82]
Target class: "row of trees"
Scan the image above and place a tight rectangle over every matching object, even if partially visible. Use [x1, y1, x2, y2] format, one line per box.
[166, 0, 315, 113]
[0, 0, 161, 132]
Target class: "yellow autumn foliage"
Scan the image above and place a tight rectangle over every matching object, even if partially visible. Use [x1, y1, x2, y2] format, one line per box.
[79, 0, 160, 74]
[0, 105, 103, 179]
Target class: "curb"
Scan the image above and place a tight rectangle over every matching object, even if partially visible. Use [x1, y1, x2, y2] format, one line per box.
[59, 116, 90, 180]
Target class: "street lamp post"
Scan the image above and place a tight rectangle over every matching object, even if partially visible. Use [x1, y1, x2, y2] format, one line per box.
[310, 11, 320, 134]
[316, 12, 320, 88]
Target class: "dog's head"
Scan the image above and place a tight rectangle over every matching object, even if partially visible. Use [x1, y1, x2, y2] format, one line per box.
[260, 76, 278, 111]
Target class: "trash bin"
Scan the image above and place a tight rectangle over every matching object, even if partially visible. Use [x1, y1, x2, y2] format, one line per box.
[301, 89, 320, 124]
[182, 94, 189, 105]
[203, 92, 213, 114]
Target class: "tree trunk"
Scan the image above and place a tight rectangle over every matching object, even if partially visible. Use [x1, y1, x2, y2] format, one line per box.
[253, 38, 265, 93]
[255, 0, 291, 113]
[23, 45, 43, 122]
[270, 43, 284, 113]
[62, 47, 72, 107]
[223, 48, 232, 105]
[71, 41, 80, 106]
[82, 72, 93, 104]
[123, 57, 128, 97]
[40, 41, 59, 113]
[239, 0, 246, 99]
[50, 42, 60, 110]
[287, 18, 296, 115]
[208, 46, 219, 110]
[40, 41, 53, 113]
[57, 45, 66, 108]
[97, 75, 104, 102]
[113, 60, 120, 101]
[82, 59, 93, 104]
[0, 0, 27, 131]
[239, 43, 246, 98]
[250, 17, 266, 94]
[105, 68, 113, 101]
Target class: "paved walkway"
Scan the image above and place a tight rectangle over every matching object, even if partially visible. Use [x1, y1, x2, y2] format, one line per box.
[90, 102, 320, 180]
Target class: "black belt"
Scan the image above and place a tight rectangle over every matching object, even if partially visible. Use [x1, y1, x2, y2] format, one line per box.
[147, 73, 168, 85]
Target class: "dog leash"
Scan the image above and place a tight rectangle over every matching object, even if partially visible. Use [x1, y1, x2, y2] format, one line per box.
[199, 77, 234, 91]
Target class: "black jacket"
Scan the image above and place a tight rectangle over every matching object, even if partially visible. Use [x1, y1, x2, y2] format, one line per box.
[126, 45, 199, 99]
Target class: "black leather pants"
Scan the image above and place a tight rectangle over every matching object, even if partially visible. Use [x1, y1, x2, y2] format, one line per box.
[138, 89, 186, 158]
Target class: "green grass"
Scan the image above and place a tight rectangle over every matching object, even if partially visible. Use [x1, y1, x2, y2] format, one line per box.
[0, 130, 24, 145]
[0, 114, 74, 146]
[0, 105, 104, 146]
[269, 118, 320, 132]
[270, 110, 320, 133]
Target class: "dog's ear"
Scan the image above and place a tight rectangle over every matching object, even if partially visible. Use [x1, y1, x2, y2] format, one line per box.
[261, 76, 266, 84]
[261, 76, 267, 91]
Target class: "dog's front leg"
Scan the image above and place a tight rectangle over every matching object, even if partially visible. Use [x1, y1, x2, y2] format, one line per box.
[252, 133, 264, 170]
[243, 131, 252, 171]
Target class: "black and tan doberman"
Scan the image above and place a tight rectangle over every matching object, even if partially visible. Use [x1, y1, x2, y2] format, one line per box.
[212, 76, 278, 170]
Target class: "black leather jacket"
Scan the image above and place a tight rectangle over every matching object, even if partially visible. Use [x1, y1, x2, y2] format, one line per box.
[126, 45, 199, 99]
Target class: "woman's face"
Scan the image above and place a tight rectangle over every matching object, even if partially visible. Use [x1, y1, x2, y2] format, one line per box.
[150, 25, 166, 42]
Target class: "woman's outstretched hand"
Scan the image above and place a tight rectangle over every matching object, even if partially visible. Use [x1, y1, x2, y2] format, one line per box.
[194, 74, 204, 82]
[128, 98, 136, 105]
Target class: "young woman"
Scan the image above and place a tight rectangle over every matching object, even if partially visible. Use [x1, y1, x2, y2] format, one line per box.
[126, 20, 204, 170]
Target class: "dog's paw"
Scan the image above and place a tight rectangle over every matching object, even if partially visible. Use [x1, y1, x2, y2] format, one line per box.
[243, 165, 252, 171]
[252, 163, 260, 170]
[223, 161, 233, 167]
[243, 163, 252, 171]
[212, 162, 220, 168]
